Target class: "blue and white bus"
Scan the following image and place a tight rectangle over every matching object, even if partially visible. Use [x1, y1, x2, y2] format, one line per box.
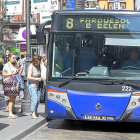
[37, 10, 140, 122]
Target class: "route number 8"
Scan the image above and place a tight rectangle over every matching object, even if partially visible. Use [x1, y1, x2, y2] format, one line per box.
[66, 18, 73, 29]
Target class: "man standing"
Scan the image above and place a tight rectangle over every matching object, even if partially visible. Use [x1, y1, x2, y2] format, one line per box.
[40, 54, 47, 102]
[19, 52, 26, 100]
[20, 52, 26, 78]
[77, 41, 99, 72]
[40, 54, 47, 85]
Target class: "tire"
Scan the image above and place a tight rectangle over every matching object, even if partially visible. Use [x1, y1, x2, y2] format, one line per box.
[46, 117, 52, 122]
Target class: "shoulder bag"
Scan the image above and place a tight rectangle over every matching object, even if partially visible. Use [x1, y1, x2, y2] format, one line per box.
[3, 63, 21, 96]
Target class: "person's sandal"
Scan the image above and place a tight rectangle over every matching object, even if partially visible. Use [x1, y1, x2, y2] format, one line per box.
[14, 115, 18, 118]
[32, 115, 38, 119]
[8, 114, 17, 119]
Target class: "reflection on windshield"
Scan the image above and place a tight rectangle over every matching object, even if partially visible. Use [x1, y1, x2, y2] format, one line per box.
[77, 37, 99, 73]
[50, 32, 140, 80]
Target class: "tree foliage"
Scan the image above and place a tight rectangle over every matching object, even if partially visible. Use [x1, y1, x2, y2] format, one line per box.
[0, 1, 15, 48]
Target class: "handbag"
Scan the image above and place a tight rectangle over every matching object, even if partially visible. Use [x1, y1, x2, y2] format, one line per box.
[3, 63, 21, 96]
[39, 81, 44, 89]
[3, 76, 21, 96]
[12, 74, 25, 90]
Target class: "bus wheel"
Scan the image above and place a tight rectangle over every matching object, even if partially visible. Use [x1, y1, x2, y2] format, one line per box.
[46, 117, 52, 122]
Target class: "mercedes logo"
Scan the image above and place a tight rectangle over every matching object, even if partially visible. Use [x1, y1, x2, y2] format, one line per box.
[95, 103, 102, 110]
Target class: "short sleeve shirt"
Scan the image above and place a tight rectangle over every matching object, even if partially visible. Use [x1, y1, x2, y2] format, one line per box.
[77, 48, 99, 72]
[121, 60, 140, 70]
[3, 62, 17, 82]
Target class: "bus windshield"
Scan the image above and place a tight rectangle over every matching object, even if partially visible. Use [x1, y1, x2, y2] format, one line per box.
[49, 32, 140, 80]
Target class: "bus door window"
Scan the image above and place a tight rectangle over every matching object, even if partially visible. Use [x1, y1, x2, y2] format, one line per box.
[74, 37, 82, 74]
[52, 34, 76, 77]
[54, 40, 64, 77]
[63, 43, 73, 76]
[61, 36, 74, 76]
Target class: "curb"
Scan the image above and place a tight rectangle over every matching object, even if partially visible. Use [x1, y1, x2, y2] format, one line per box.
[11, 118, 47, 140]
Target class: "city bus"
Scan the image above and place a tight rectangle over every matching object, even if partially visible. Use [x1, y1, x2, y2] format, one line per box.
[37, 10, 140, 122]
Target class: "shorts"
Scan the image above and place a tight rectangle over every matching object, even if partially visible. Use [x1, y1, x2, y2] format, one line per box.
[5, 96, 10, 101]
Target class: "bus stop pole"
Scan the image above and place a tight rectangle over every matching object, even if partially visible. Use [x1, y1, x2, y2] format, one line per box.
[60, 0, 63, 10]
[21, 0, 31, 113]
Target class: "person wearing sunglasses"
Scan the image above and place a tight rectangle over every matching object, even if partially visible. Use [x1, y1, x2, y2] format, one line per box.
[1, 50, 17, 114]
[3, 53, 20, 119]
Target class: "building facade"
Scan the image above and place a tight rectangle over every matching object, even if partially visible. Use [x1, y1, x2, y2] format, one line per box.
[63, 0, 136, 10]
[0, 0, 60, 59]
[99, 0, 136, 10]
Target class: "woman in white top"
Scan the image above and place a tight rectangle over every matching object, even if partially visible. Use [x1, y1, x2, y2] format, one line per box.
[3, 53, 19, 119]
[27, 55, 43, 119]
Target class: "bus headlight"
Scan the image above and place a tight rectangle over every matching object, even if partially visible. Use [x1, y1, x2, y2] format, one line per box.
[126, 93, 140, 111]
[50, 110, 54, 113]
[56, 95, 60, 99]
[131, 101, 136, 106]
[47, 88, 72, 108]
[49, 93, 54, 97]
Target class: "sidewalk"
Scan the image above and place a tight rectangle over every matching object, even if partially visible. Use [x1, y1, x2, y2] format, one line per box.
[0, 89, 47, 140]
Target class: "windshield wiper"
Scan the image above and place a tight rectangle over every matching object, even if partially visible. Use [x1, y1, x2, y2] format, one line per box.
[59, 78, 125, 88]
[59, 72, 88, 88]
[59, 76, 78, 88]
[59, 71, 127, 88]
[59, 72, 140, 90]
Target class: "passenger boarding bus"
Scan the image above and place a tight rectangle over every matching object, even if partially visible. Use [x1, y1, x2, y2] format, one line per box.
[37, 10, 140, 122]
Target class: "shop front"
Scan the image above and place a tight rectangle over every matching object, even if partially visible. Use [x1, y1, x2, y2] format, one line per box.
[13, 25, 48, 58]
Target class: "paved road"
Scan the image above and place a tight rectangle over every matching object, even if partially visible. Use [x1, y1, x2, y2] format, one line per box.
[23, 119, 140, 140]
[0, 97, 6, 110]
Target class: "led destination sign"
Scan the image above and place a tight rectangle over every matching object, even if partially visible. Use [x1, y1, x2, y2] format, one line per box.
[65, 17, 129, 29]
[62, 15, 140, 31]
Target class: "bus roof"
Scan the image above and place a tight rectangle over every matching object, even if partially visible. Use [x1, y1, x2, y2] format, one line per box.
[52, 10, 140, 16]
